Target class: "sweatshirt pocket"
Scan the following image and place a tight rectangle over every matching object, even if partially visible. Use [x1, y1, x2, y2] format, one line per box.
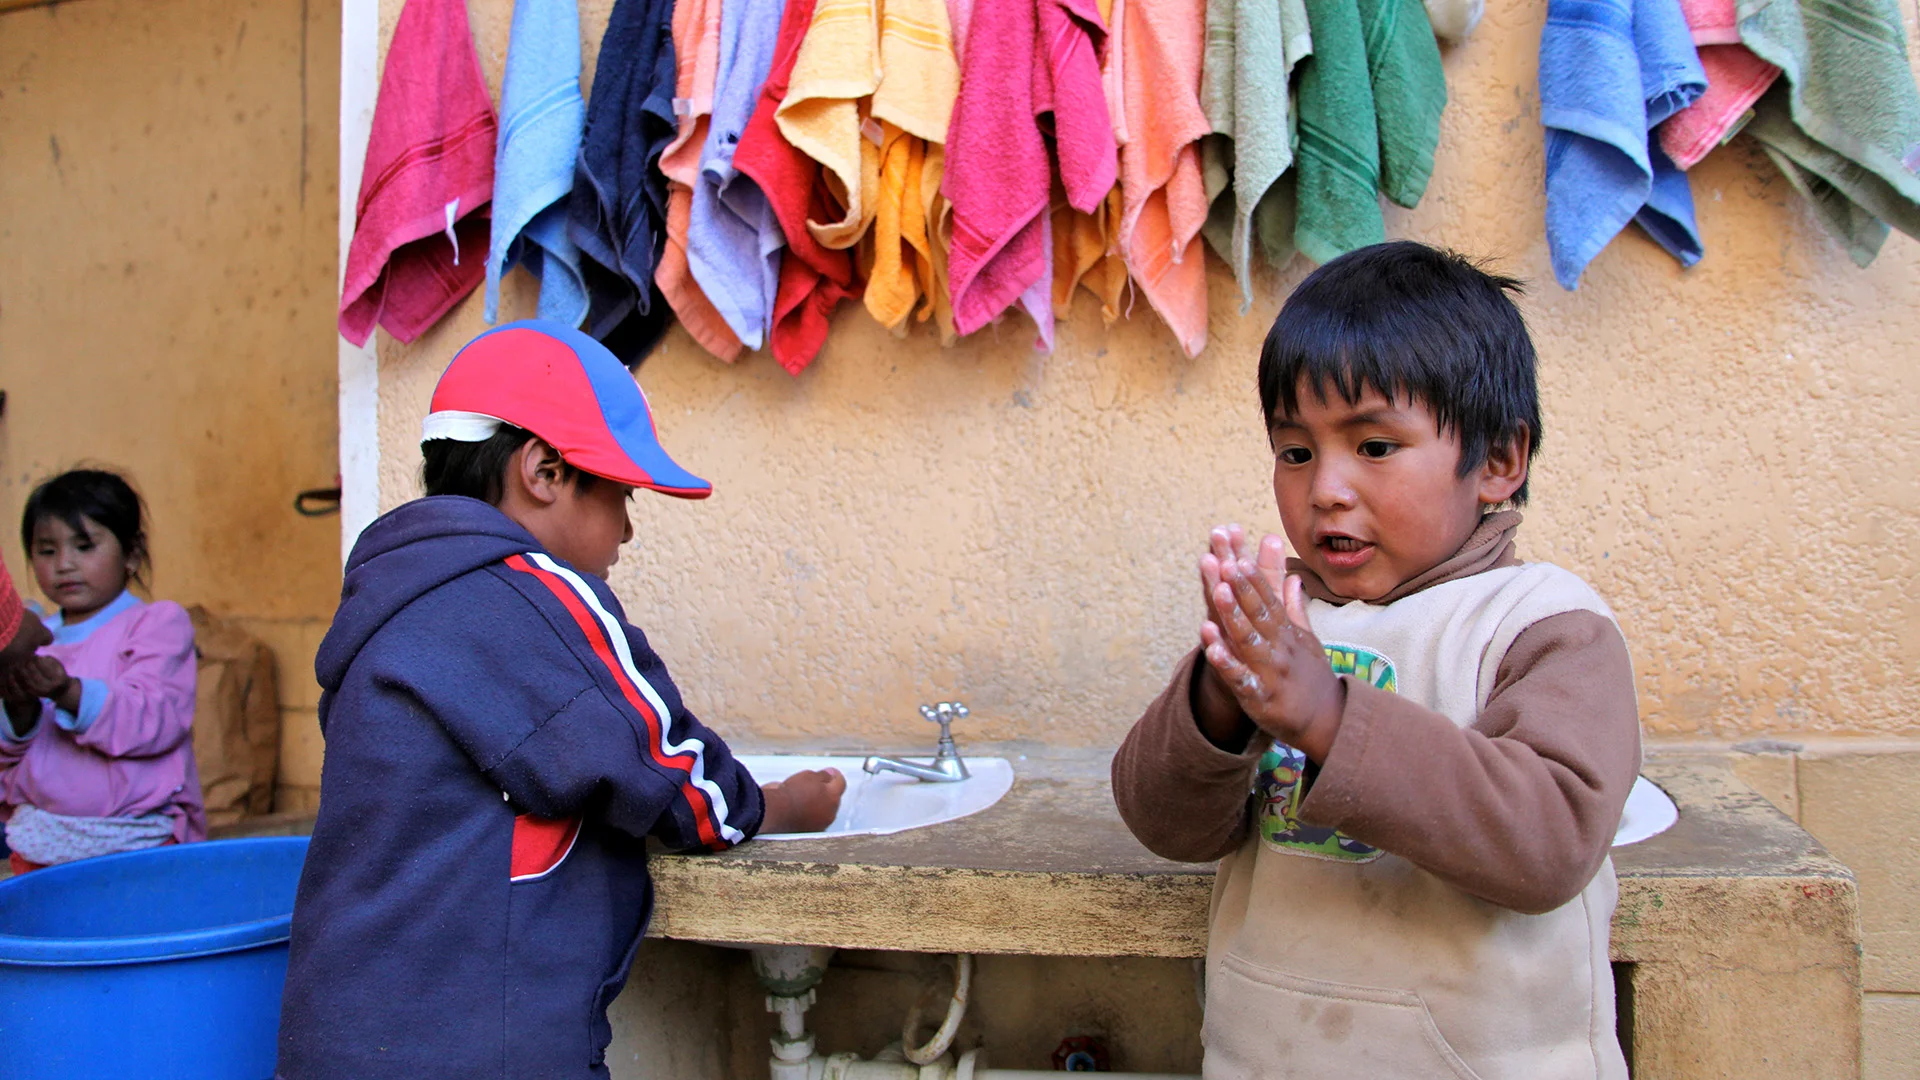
[1203, 953, 1484, 1080]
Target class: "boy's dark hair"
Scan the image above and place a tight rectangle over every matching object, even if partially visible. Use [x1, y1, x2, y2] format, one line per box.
[422, 425, 596, 505]
[21, 469, 151, 586]
[1257, 241, 1542, 504]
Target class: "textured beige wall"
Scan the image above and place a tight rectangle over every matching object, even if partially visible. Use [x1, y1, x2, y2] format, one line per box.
[0, 0, 343, 806]
[376, 0, 1920, 748]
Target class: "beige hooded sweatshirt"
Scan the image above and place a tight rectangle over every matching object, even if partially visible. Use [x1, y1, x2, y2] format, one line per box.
[1112, 512, 1639, 1080]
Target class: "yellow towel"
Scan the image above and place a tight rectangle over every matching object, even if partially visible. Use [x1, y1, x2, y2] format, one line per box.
[865, 0, 959, 332]
[776, 0, 883, 251]
[1052, 186, 1127, 323]
[923, 143, 958, 343]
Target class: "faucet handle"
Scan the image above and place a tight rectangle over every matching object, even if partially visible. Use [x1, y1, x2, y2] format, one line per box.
[920, 701, 968, 740]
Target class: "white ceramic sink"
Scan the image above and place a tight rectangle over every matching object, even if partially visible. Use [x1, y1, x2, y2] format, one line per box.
[735, 754, 1015, 840]
[1613, 776, 1678, 847]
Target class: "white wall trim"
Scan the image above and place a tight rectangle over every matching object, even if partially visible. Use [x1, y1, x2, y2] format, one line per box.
[337, 0, 381, 563]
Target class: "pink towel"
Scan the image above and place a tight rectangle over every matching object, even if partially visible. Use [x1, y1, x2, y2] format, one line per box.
[1038, 0, 1118, 212]
[1659, 0, 1780, 169]
[943, 0, 1051, 337]
[1118, 0, 1210, 358]
[339, 0, 497, 346]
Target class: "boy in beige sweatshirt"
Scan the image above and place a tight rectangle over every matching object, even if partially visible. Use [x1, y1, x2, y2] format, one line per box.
[1112, 241, 1639, 1080]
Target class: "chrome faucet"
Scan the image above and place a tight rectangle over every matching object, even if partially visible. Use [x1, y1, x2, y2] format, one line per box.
[862, 702, 971, 782]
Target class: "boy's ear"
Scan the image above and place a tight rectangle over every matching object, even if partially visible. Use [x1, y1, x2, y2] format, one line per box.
[512, 437, 571, 507]
[1476, 429, 1531, 506]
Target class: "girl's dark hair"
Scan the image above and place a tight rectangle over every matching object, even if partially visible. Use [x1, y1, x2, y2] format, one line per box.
[421, 424, 595, 504]
[21, 469, 151, 586]
[1257, 241, 1542, 504]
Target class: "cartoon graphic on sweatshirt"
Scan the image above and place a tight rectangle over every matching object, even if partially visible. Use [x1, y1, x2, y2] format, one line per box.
[1255, 643, 1397, 861]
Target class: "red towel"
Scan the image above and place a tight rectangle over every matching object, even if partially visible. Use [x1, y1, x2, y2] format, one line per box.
[339, 0, 498, 346]
[735, 0, 861, 375]
[944, 0, 1050, 336]
[1037, 0, 1117, 214]
[1658, 0, 1780, 170]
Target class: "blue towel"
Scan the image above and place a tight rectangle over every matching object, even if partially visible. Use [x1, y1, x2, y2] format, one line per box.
[568, 0, 678, 364]
[686, 0, 785, 351]
[486, 0, 588, 325]
[1541, 0, 1707, 289]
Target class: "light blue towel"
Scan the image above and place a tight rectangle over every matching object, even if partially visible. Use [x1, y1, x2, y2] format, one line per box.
[1541, 0, 1707, 289]
[485, 0, 588, 325]
[687, 0, 785, 351]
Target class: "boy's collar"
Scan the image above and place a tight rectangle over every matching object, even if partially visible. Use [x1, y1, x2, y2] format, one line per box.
[1288, 510, 1523, 607]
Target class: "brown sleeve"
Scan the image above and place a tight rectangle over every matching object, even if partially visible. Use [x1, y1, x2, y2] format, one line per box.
[1111, 649, 1272, 863]
[1296, 610, 1641, 914]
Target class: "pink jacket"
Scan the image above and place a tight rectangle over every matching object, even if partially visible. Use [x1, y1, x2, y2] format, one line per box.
[0, 593, 205, 844]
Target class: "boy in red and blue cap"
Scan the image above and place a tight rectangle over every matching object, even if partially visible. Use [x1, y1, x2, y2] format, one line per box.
[277, 320, 843, 1080]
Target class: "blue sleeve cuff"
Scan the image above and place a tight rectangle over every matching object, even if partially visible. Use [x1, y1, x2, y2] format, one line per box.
[52, 678, 107, 733]
[0, 705, 41, 743]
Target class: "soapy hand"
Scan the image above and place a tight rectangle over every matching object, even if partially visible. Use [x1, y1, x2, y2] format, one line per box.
[760, 768, 847, 835]
[1199, 531, 1344, 763]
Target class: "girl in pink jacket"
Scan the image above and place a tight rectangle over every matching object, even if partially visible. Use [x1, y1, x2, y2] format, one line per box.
[0, 470, 203, 872]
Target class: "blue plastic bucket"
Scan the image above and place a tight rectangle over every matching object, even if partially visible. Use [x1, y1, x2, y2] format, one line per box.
[0, 836, 308, 1080]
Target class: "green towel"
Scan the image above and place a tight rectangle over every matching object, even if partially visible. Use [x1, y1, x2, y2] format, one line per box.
[1365, 0, 1448, 208]
[1293, 0, 1447, 264]
[1738, 0, 1920, 266]
[1199, 0, 1314, 306]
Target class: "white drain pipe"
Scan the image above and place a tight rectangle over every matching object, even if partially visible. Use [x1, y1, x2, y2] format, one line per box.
[749, 947, 1198, 1080]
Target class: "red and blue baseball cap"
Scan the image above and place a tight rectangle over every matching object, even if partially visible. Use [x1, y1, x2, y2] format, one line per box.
[421, 320, 711, 499]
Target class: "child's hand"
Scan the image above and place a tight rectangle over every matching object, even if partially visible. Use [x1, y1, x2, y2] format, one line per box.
[759, 768, 847, 835]
[1189, 527, 1291, 748]
[1201, 550, 1345, 763]
[0, 656, 67, 704]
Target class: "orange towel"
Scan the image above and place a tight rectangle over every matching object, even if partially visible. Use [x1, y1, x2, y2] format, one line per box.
[1052, 188, 1127, 322]
[655, 0, 743, 361]
[1118, 0, 1210, 358]
[866, 0, 959, 332]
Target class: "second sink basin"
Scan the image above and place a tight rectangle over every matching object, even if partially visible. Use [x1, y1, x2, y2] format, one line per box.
[735, 754, 1015, 840]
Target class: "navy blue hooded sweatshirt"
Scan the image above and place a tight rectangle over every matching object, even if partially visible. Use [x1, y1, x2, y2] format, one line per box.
[276, 496, 763, 1079]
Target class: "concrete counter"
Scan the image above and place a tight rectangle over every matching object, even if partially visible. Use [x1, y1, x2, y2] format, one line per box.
[646, 745, 1862, 1078]
[217, 746, 1861, 1076]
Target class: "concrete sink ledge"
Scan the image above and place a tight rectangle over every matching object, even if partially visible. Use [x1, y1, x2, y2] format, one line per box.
[643, 743, 1861, 1079]
[211, 744, 1861, 1076]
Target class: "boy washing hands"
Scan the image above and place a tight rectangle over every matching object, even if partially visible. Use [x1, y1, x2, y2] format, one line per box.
[1114, 243, 1640, 1079]
[278, 322, 843, 1080]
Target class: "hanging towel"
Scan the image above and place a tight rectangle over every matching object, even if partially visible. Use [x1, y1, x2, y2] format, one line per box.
[1540, 0, 1707, 289]
[922, 144, 960, 340]
[655, 0, 744, 361]
[1052, 186, 1129, 321]
[1199, 0, 1313, 307]
[1103, 0, 1130, 147]
[737, 0, 863, 373]
[339, 0, 498, 347]
[1657, 0, 1780, 169]
[944, 0, 1053, 337]
[777, 0, 884, 250]
[1118, 0, 1211, 358]
[688, 0, 786, 350]
[1040, 0, 1119, 212]
[568, 0, 678, 363]
[484, 0, 587, 326]
[1039, 0, 1125, 323]
[1737, 0, 1920, 265]
[1293, 0, 1446, 265]
[866, 0, 961, 332]
[948, 0, 977, 70]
